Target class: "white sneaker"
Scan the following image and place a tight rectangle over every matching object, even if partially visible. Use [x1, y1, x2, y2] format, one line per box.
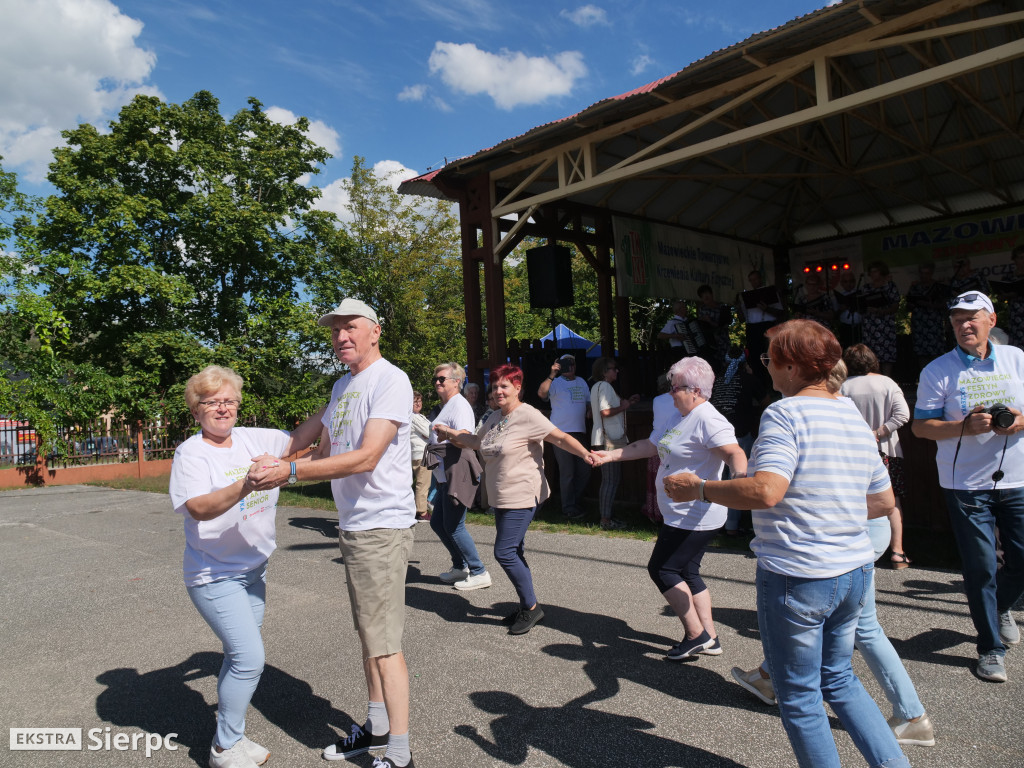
[241, 736, 269, 765]
[453, 571, 492, 591]
[209, 740, 260, 768]
[731, 665, 776, 705]
[438, 567, 469, 584]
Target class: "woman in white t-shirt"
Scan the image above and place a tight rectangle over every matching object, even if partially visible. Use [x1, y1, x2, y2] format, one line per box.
[593, 357, 746, 660]
[590, 357, 640, 530]
[427, 362, 489, 590]
[169, 366, 320, 768]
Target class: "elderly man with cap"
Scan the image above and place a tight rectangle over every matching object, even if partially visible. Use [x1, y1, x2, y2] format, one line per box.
[250, 297, 416, 767]
[537, 353, 591, 519]
[913, 291, 1024, 684]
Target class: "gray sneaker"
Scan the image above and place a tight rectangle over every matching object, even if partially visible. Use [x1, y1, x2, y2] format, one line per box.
[976, 652, 1007, 683]
[998, 611, 1020, 645]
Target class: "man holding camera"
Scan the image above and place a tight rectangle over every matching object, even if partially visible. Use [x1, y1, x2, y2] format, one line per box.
[913, 291, 1024, 683]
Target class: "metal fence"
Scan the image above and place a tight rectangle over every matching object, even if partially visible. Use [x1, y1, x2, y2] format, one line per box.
[0, 418, 193, 470]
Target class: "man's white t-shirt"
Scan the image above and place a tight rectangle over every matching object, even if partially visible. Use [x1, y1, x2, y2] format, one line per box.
[651, 401, 736, 530]
[429, 393, 476, 483]
[915, 344, 1024, 489]
[322, 357, 415, 531]
[170, 427, 291, 586]
[548, 375, 590, 433]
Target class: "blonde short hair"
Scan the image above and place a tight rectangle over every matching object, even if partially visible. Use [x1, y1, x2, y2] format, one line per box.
[185, 366, 243, 412]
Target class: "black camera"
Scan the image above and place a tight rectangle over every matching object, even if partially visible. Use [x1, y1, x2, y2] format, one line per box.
[984, 403, 1016, 430]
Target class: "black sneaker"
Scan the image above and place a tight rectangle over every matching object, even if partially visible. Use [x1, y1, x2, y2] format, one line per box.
[666, 632, 714, 660]
[508, 605, 545, 635]
[372, 756, 415, 768]
[322, 724, 389, 760]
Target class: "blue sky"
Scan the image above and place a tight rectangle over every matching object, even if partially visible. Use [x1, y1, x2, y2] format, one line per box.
[1, 0, 832, 218]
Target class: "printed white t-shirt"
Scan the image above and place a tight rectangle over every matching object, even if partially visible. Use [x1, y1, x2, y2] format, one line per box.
[170, 427, 291, 586]
[429, 393, 476, 483]
[915, 344, 1024, 489]
[548, 376, 590, 433]
[650, 401, 736, 530]
[321, 357, 415, 531]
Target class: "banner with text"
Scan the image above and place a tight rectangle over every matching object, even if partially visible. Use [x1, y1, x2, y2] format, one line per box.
[613, 216, 773, 300]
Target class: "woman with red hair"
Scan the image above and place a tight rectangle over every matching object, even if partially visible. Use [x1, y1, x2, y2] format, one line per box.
[663, 320, 908, 768]
[434, 364, 593, 635]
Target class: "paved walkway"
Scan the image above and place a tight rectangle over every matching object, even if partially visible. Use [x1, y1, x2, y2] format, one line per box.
[2, 486, 1021, 766]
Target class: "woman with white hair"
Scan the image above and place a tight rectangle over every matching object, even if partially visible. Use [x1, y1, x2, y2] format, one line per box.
[593, 356, 746, 659]
[427, 362, 490, 590]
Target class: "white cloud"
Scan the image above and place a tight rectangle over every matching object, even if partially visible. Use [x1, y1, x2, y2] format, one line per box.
[428, 42, 587, 110]
[560, 5, 609, 27]
[264, 106, 342, 157]
[0, 0, 160, 181]
[397, 84, 452, 113]
[398, 84, 428, 102]
[312, 160, 420, 223]
[630, 54, 653, 76]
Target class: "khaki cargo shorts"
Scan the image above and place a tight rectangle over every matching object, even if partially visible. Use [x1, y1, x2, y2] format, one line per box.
[338, 527, 414, 659]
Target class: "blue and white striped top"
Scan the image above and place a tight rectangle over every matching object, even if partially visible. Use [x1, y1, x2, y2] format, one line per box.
[750, 396, 889, 578]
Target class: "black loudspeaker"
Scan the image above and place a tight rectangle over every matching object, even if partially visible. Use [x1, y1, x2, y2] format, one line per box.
[526, 244, 574, 309]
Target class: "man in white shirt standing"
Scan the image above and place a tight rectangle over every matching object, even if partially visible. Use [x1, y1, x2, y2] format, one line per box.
[538, 354, 591, 519]
[913, 291, 1024, 685]
[252, 297, 416, 768]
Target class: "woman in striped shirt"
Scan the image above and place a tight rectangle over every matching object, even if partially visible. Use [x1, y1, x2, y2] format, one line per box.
[663, 319, 909, 768]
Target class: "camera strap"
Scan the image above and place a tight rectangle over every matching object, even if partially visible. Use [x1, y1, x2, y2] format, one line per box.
[992, 436, 1009, 488]
[951, 417, 1009, 489]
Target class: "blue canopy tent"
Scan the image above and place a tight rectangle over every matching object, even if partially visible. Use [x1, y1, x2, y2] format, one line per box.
[540, 324, 607, 356]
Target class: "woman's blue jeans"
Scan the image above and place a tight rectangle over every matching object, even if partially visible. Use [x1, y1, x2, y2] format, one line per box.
[856, 520, 925, 721]
[187, 562, 267, 750]
[430, 482, 485, 575]
[757, 564, 909, 768]
[494, 506, 537, 608]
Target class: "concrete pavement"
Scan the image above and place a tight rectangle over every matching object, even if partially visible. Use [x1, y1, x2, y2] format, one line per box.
[1, 485, 1021, 767]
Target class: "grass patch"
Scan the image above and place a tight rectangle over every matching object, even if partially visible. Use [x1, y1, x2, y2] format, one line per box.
[78, 471, 758, 550]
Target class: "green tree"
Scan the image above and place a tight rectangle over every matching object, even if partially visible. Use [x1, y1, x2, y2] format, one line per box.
[1, 159, 120, 449]
[22, 91, 348, 426]
[311, 157, 464, 395]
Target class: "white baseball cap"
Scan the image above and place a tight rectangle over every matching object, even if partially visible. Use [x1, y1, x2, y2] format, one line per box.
[947, 291, 994, 314]
[317, 298, 380, 326]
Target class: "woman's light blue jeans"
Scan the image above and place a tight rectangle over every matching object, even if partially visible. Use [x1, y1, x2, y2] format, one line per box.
[757, 564, 909, 768]
[187, 561, 267, 750]
[430, 482, 485, 575]
[857, 520, 925, 720]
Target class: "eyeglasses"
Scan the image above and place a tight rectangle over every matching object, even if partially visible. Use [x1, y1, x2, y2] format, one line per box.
[198, 399, 240, 410]
[948, 293, 982, 308]
[432, 376, 448, 385]
[670, 384, 695, 394]
[760, 353, 771, 367]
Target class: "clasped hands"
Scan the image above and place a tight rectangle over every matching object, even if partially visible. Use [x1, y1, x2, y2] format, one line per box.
[243, 453, 289, 491]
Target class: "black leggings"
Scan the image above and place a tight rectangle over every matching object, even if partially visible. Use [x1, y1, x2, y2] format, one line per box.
[647, 525, 720, 595]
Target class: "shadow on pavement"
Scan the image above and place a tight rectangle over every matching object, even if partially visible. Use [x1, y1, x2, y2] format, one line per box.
[96, 652, 355, 765]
